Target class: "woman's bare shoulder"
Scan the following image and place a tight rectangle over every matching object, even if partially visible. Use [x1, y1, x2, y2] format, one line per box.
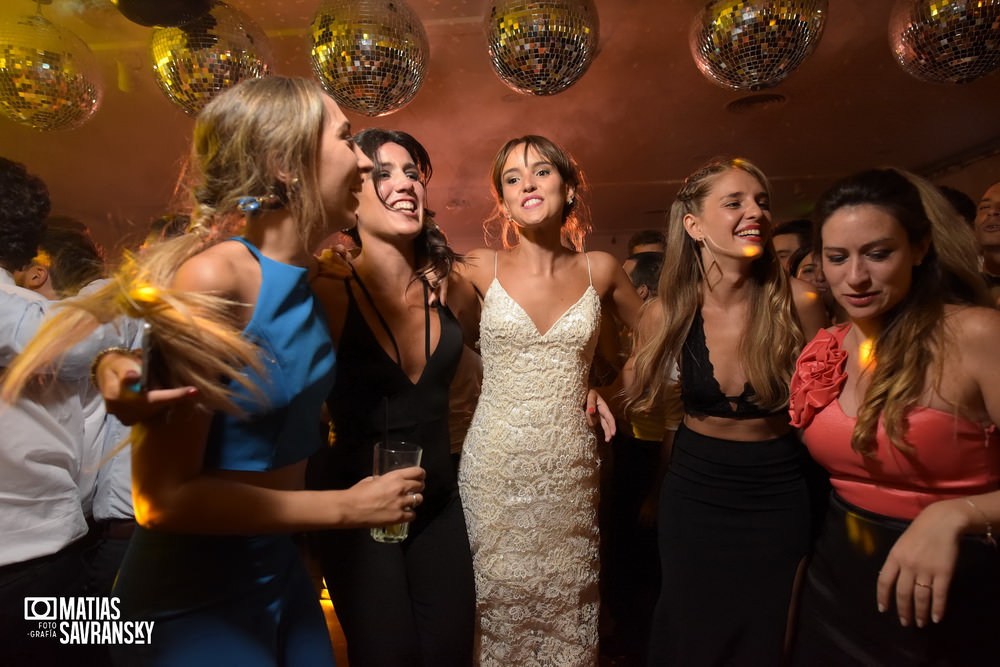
[584, 250, 623, 273]
[462, 247, 495, 266]
[637, 297, 665, 334]
[945, 303, 1000, 346]
[456, 247, 495, 287]
[174, 241, 246, 296]
[581, 250, 630, 289]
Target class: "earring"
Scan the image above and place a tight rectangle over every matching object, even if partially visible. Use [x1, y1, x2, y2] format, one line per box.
[568, 197, 575, 205]
[237, 192, 282, 215]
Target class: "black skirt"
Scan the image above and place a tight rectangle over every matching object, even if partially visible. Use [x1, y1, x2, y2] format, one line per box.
[791, 493, 1000, 667]
[647, 424, 812, 666]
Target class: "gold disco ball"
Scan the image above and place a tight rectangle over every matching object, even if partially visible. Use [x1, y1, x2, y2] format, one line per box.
[690, 0, 828, 91]
[890, 0, 1000, 84]
[150, 1, 273, 116]
[484, 0, 600, 96]
[309, 0, 429, 117]
[0, 13, 103, 131]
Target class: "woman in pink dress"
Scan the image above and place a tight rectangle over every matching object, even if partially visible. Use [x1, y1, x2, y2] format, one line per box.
[789, 167, 1000, 665]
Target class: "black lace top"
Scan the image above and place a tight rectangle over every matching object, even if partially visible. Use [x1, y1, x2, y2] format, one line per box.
[679, 309, 782, 420]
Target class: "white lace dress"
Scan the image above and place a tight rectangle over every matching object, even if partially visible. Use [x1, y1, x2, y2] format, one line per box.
[459, 276, 601, 667]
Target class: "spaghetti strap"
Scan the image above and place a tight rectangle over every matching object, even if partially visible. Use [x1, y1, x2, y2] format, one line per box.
[349, 266, 432, 365]
[584, 252, 592, 287]
[493, 251, 499, 280]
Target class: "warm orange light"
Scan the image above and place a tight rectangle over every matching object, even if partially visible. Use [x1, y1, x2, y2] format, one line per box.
[31, 250, 52, 268]
[845, 512, 876, 556]
[132, 495, 152, 527]
[742, 245, 763, 258]
[131, 283, 159, 302]
[858, 338, 876, 368]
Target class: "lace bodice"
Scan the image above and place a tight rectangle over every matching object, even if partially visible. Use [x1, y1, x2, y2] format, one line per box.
[478, 279, 600, 421]
[460, 278, 602, 666]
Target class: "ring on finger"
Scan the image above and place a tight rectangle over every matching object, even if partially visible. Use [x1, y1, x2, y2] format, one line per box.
[914, 581, 932, 590]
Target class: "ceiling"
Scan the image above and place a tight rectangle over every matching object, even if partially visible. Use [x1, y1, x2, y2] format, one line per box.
[1, 0, 998, 256]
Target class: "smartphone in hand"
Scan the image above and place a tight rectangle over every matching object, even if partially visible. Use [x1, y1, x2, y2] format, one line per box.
[137, 321, 152, 391]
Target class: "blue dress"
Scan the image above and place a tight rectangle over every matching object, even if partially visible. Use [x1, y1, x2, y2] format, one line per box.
[112, 237, 337, 666]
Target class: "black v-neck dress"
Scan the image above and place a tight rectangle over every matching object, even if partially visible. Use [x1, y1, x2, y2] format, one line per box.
[308, 275, 474, 666]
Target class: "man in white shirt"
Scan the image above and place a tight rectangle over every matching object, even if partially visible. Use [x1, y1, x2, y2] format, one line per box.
[0, 159, 124, 665]
[18, 220, 140, 585]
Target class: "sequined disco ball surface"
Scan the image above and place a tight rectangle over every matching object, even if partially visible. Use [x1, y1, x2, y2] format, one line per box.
[150, 1, 273, 116]
[0, 14, 103, 131]
[310, 0, 429, 117]
[690, 0, 828, 91]
[890, 0, 1000, 84]
[485, 0, 599, 96]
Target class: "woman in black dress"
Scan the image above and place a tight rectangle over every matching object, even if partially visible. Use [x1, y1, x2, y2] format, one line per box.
[308, 129, 479, 666]
[626, 158, 827, 665]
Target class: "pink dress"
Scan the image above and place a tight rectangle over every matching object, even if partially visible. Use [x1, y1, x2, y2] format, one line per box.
[790, 324, 999, 520]
[788, 324, 1000, 666]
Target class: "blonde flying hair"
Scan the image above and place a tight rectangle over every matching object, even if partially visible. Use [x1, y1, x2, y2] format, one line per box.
[813, 167, 989, 455]
[1, 76, 334, 427]
[627, 157, 803, 414]
[484, 135, 591, 251]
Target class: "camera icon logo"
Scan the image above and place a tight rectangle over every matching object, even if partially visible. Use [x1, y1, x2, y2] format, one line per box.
[24, 597, 57, 621]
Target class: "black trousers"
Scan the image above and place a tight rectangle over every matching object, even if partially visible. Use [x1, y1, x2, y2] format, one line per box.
[0, 537, 107, 667]
[311, 489, 475, 667]
[603, 433, 661, 657]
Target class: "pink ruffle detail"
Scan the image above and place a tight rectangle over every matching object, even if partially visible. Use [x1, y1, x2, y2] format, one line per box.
[789, 329, 848, 429]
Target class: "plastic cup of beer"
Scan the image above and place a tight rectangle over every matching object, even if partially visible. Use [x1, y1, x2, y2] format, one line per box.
[370, 441, 423, 543]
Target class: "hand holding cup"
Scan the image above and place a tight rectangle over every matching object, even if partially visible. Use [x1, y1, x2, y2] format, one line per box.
[371, 441, 423, 543]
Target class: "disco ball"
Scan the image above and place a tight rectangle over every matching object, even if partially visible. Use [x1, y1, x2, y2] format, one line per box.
[484, 0, 600, 96]
[890, 0, 1000, 84]
[0, 14, 103, 131]
[690, 0, 828, 91]
[310, 0, 429, 117]
[150, 1, 273, 116]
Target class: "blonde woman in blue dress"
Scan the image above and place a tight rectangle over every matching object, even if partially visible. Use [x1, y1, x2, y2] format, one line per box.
[457, 136, 641, 665]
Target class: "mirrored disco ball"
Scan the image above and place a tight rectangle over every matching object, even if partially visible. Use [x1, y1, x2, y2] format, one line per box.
[890, 0, 1000, 84]
[0, 14, 103, 131]
[485, 0, 599, 96]
[310, 0, 429, 117]
[690, 0, 828, 91]
[150, 1, 272, 116]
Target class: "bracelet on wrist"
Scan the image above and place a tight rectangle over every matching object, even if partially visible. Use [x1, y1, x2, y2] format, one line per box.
[89, 347, 136, 389]
[965, 498, 997, 548]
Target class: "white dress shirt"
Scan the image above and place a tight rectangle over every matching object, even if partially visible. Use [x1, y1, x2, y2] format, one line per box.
[0, 270, 127, 565]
